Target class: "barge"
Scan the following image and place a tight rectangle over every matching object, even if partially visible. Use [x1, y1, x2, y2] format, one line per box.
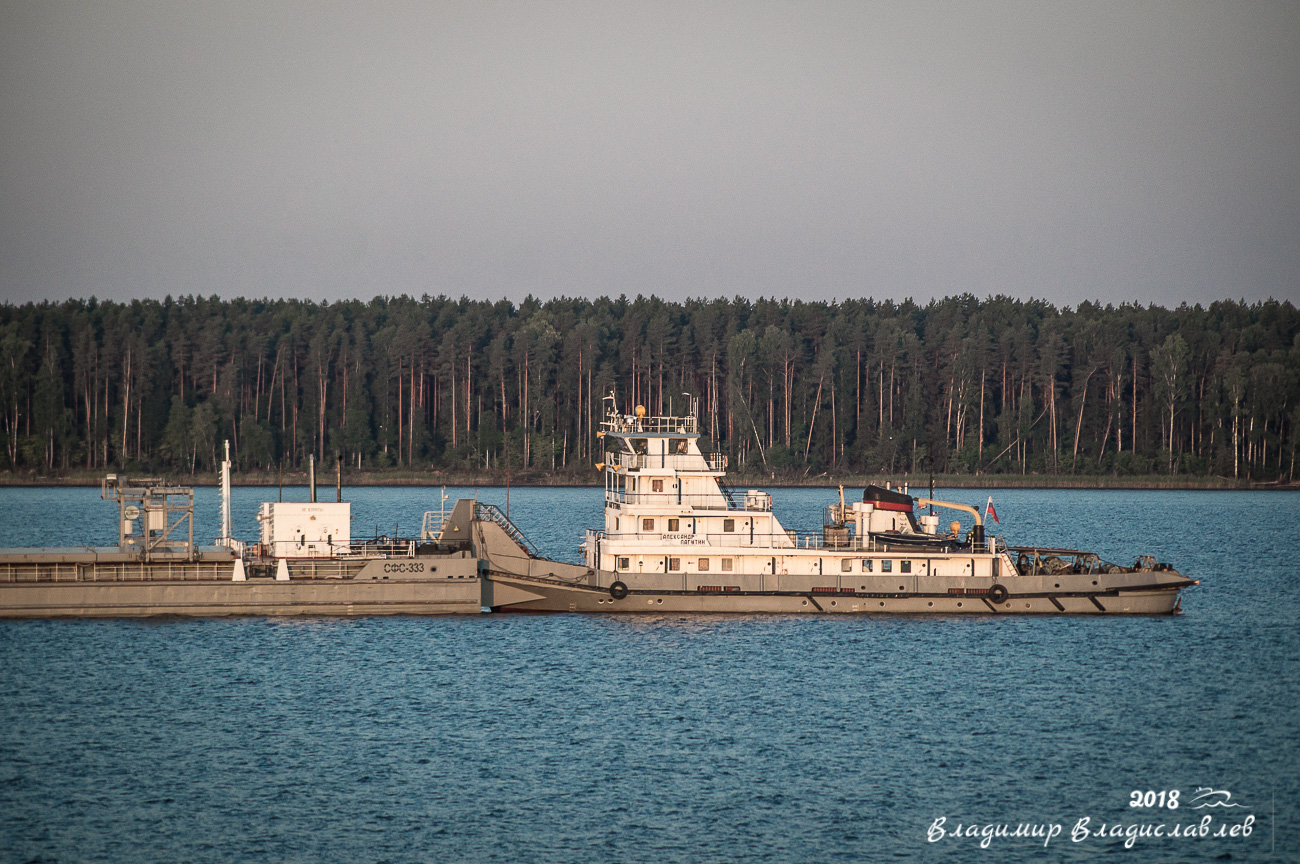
[0, 470, 481, 618]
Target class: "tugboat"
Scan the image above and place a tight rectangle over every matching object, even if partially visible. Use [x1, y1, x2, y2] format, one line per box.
[480, 396, 1197, 614]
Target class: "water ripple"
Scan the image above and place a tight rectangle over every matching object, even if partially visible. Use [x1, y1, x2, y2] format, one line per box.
[1, 487, 1297, 862]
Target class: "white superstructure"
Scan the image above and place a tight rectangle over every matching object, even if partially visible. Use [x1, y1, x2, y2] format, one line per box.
[585, 395, 1012, 594]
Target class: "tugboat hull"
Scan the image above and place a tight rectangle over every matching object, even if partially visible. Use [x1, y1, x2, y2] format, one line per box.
[482, 569, 1188, 615]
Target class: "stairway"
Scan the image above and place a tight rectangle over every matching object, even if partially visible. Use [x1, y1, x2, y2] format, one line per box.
[474, 503, 538, 555]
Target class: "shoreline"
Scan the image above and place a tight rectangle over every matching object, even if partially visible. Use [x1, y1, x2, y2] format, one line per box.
[1, 469, 1293, 491]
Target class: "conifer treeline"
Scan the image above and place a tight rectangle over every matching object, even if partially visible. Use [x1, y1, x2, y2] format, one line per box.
[1, 295, 1297, 480]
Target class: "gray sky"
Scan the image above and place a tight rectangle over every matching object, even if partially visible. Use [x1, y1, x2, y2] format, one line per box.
[2, 1, 1297, 308]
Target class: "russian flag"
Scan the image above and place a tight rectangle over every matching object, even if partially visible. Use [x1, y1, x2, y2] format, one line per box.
[985, 496, 1000, 524]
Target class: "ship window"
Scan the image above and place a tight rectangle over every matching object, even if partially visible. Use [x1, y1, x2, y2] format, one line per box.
[699, 558, 710, 571]
[721, 558, 733, 572]
[901, 560, 912, 573]
[669, 557, 680, 571]
[642, 518, 654, 531]
[882, 560, 893, 573]
[670, 438, 688, 454]
[652, 479, 663, 492]
[618, 557, 630, 570]
[723, 519, 735, 532]
[841, 558, 853, 573]
[862, 559, 872, 572]
[668, 518, 679, 532]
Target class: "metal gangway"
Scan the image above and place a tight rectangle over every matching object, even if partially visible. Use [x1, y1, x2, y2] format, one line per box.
[474, 503, 538, 555]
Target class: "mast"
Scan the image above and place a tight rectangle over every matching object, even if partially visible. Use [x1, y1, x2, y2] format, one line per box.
[220, 439, 231, 546]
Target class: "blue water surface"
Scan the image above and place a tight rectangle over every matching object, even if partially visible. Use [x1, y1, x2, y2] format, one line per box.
[1, 485, 1296, 862]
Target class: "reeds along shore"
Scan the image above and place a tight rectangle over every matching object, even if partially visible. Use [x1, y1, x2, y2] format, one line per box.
[2, 295, 1297, 484]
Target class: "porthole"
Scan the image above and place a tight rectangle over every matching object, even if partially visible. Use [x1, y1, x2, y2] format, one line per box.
[927, 601, 933, 607]
[801, 600, 808, 606]
[898, 585, 905, 591]
[831, 600, 837, 607]
[879, 601, 885, 607]
[1092, 580, 1098, 586]
[647, 599, 654, 606]
[656, 598, 663, 604]
[957, 602, 963, 607]
[1054, 583, 1060, 588]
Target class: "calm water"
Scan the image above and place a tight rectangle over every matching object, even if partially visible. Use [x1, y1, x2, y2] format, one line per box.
[1, 485, 1296, 862]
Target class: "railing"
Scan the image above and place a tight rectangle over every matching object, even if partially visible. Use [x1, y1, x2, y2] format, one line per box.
[216, 538, 247, 556]
[0, 560, 235, 583]
[595, 530, 873, 550]
[345, 540, 417, 558]
[243, 539, 416, 562]
[613, 452, 725, 472]
[601, 414, 698, 435]
[716, 476, 741, 509]
[280, 559, 372, 580]
[421, 509, 446, 540]
[605, 491, 745, 511]
[1008, 546, 1107, 575]
[475, 503, 538, 555]
[255, 540, 351, 559]
[594, 529, 984, 551]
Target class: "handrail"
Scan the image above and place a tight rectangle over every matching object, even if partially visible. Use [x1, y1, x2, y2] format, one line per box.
[241, 539, 417, 562]
[604, 490, 768, 511]
[421, 510, 445, 540]
[595, 529, 995, 552]
[474, 503, 538, 555]
[715, 476, 742, 509]
[601, 414, 699, 435]
[613, 452, 725, 472]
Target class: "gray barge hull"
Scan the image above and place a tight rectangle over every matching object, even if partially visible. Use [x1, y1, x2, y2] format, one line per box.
[0, 548, 483, 618]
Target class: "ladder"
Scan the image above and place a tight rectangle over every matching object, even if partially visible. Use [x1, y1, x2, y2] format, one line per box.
[716, 476, 742, 510]
[474, 503, 538, 555]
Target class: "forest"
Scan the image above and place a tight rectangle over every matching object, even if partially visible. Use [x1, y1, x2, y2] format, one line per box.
[0, 294, 1297, 483]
